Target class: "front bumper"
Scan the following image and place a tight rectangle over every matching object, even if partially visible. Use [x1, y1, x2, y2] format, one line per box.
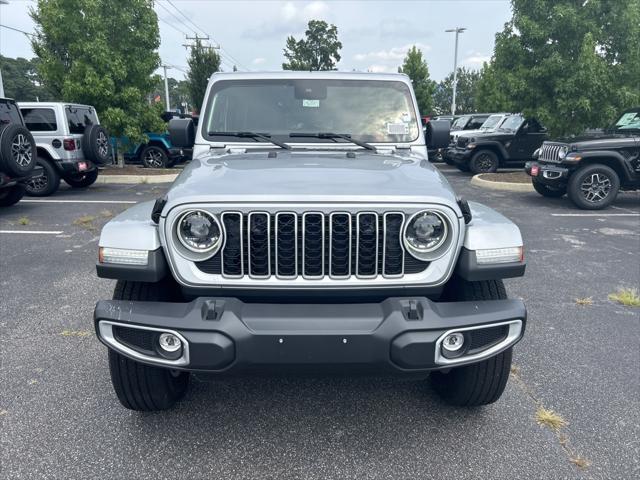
[94, 296, 526, 373]
[525, 161, 570, 185]
[449, 147, 473, 164]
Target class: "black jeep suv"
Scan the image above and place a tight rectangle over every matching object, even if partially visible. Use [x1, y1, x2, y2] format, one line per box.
[449, 115, 547, 174]
[526, 107, 640, 210]
[0, 98, 39, 207]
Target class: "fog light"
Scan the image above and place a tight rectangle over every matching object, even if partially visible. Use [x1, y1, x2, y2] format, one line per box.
[158, 333, 182, 353]
[442, 332, 465, 352]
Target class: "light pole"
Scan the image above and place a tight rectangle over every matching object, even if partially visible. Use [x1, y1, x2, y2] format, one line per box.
[445, 27, 466, 115]
[162, 65, 171, 111]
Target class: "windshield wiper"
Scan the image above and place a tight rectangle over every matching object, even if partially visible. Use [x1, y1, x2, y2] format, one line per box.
[208, 131, 291, 150]
[289, 132, 377, 152]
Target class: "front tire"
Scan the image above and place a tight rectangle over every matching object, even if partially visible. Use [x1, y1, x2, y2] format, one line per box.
[431, 278, 513, 407]
[25, 158, 60, 197]
[108, 280, 189, 411]
[63, 169, 99, 188]
[470, 150, 499, 174]
[532, 178, 566, 198]
[567, 164, 620, 210]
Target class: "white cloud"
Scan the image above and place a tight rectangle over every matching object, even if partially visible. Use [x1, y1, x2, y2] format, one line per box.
[243, 1, 330, 39]
[366, 64, 396, 73]
[252, 57, 266, 65]
[464, 52, 491, 65]
[354, 43, 431, 62]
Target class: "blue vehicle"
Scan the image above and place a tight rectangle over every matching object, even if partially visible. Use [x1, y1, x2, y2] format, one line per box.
[122, 132, 187, 168]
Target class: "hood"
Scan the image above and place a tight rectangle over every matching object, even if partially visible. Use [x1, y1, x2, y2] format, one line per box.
[464, 131, 513, 142]
[548, 133, 637, 150]
[164, 150, 459, 210]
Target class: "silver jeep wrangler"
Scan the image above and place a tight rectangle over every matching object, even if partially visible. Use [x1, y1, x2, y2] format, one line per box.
[94, 72, 527, 411]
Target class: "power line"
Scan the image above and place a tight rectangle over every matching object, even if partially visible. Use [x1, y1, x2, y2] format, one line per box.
[161, 0, 249, 71]
[157, 14, 187, 37]
[0, 24, 34, 37]
[156, 1, 194, 36]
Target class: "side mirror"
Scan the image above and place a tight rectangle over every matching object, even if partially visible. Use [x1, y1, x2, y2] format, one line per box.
[425, 120, 451, 149]
[168, 118, 195, 148]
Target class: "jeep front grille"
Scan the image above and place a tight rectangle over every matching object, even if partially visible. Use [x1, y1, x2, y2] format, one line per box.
[196, 211, 428, 279]
[539, 144, 566, 162]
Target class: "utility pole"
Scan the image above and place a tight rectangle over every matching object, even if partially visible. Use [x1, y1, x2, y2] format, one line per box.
[183, 33, 219, 51]
[162, 65, 171, 111]
[445, 27, 466, 115]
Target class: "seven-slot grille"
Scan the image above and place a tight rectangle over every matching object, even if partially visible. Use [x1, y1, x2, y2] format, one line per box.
[197, 211, 429, 279]
[539, 143, 566, 162]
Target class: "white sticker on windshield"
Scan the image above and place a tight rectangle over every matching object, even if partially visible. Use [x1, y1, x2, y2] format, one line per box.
[387, 122, 408, 135]
[302, 99, 320, 108]
[401, 113, 411, 123]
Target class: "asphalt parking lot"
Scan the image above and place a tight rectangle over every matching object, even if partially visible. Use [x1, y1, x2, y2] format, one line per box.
[1, 166, 638, 480]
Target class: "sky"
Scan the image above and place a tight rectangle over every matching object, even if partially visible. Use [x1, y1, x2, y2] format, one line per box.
[0, 0, 513, 82]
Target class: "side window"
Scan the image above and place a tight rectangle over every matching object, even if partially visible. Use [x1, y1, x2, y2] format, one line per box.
[21, 108, 58, 132]
[521, 118, 542, 133]
[468, 116, 486, 129]
[0, 101, 23, 127]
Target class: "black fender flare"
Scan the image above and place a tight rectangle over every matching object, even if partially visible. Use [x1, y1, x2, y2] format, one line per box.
[470, 141, 509, 161]
[573, 151, 635, 183]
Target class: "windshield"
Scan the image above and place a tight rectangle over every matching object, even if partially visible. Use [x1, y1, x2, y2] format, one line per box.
[480, 115, 503, 130]
[613, 109, 640, 131]
[203, 79, 420, 144]
[498, 115, 524, 132]
[451, 116, 470, 130]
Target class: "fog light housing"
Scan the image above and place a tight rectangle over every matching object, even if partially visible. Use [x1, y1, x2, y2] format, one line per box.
[476, 246, 523, 264]
[99, 247, 148, 266]
[157, 332, 183, 360]
[442, 332, 465, 352]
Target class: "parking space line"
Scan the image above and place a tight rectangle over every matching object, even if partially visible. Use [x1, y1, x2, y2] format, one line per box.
[21, 199, 137, 204]
[0, 230, 64, 235]
[551, 213, 640, 217]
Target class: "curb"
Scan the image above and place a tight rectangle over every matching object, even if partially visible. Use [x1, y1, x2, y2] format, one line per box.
[470, 174, 535, 192]
[96, 174, 178, 184]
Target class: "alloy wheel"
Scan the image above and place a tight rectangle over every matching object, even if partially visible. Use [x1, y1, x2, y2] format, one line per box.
[27, 172, 48, 192]
[580, 173, 611, 203]
[11, 134, 33, 167]
[97, 131, 109, 158]
[144, 148, 164, 168]
[476, 153, 494, 172]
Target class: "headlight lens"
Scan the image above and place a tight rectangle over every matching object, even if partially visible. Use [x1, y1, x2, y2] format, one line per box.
[403, 211, 448, 256]
[558, 146, 568, 159]
[176, 210, 222, 253]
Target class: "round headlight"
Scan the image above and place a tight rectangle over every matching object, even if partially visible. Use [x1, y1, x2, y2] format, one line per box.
[403, 211, 448, 256]
[176, 210, 222, 253]
[558, 146, 568, 159]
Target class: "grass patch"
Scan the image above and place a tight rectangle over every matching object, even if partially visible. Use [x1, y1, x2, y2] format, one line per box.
[569, 456, 590, 469]
[510, 365, 521, 377]
[17, 216, 30, 225]
[73, 215, 97, 230]
[535, 407, 567, 432]
[100, 209, 114, 218]
[60, 330, 91, 337]
[575, 297, 593, 306]
[608, 287, 640, 307]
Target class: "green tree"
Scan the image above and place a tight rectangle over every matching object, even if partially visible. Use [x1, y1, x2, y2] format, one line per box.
[398, 46, 436, 115]
[186, 38, 221, 112]
[30, 0, 164, 143]
[0, 55, 55, 101]
[432, 67, 482, 115]
[476, 0, 640, 136]
[282, 20, 342, 71]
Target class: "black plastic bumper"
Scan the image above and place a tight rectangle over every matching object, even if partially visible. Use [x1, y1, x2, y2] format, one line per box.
[94, 296, 526, 373]
[449, 148, 473, 164]
[525, 161, 570, 185]
[56, 159, 97, 174]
